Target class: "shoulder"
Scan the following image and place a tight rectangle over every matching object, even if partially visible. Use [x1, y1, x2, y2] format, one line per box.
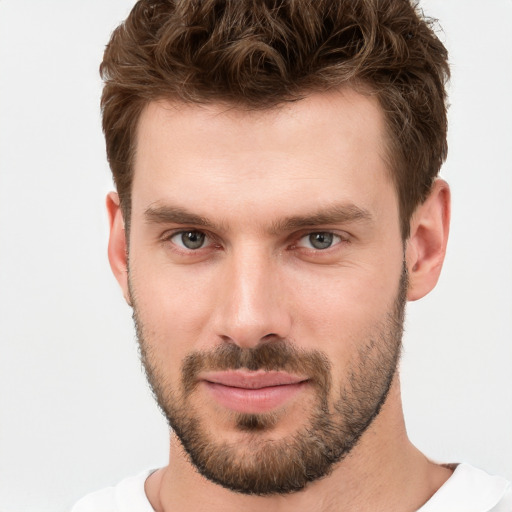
[71, 469, 157, 512]
[71, 486, 117, 512]
[419, 463, 512, 512]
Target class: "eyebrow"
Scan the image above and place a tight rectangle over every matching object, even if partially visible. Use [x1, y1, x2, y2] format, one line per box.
[268, 203, 373, 235]
[144, 203, 373, 234]
[144, 205, 221, 230]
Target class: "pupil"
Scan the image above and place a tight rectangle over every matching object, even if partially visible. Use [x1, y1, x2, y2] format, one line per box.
[310, 232, 333, 249]
[182, 231, 205, 249]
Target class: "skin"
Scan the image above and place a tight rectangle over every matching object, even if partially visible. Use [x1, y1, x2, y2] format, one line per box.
[107, 88, 452, 512]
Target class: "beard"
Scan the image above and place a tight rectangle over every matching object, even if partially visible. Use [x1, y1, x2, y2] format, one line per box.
[131, 267, 407, 496]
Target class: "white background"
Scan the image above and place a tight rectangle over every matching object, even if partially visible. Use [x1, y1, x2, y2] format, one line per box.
[0, 1, 511, 511]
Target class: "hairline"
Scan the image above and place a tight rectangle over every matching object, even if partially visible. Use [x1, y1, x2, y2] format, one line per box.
[119, 83, 413, 239]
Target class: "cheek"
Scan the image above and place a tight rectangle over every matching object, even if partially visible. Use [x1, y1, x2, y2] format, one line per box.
[129, 254, 220, 349]
[286, 262, 403, 358]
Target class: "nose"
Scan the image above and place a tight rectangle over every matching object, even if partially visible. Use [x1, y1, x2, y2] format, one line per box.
[211, 246, 292, 349]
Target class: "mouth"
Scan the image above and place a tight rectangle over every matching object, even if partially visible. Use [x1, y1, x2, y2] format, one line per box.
[200, 370, 310, 414]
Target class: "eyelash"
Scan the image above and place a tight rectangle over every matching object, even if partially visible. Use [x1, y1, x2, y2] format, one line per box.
[166, 230, 217, 252]
[294, 232, 346, 251]
[161, 229, 349, 254]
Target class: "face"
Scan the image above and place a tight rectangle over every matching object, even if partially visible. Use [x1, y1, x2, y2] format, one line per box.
[123, 90, 407, 494]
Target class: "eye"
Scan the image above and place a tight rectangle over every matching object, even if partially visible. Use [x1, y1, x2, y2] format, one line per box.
[297, 232, 343, 250]
[170, 230, 208, 250]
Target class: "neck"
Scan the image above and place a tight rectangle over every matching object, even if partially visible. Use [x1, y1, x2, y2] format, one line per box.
[146, 376, 452, 512]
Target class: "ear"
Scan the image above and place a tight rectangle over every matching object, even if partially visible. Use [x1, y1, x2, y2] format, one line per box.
[106, 191, 131, 306]
[405, 179, 451, 301]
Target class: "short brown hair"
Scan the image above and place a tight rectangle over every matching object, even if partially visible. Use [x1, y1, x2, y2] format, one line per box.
[100, 0, 449, 239]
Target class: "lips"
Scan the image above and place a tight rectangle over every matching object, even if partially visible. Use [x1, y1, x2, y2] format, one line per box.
[200, 370, 309, 414]
[202, 370, 308, 388]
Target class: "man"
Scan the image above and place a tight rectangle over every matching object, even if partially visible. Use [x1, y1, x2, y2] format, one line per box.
[72, 0, 511, 510]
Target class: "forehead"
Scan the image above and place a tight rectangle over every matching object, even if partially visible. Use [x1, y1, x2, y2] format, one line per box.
[131, 89, 395, 224]
[135, 88, 387, 161]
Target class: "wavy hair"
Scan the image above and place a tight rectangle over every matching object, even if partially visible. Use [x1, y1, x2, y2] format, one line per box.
[100, 0, 449, 238]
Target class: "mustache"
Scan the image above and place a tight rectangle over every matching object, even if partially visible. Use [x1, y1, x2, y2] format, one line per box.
[181, 339, 332, 395]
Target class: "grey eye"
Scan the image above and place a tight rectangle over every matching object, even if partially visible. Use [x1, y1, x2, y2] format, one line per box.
[307, 232, 335, 250]
[172, 231, 207, 250]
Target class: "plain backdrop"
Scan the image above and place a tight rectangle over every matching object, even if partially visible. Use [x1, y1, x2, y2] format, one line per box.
[0, 1, 511, 511]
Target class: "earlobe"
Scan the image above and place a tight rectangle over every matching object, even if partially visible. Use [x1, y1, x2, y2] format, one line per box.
[106, 192, 131, 306]
[405, 179, 451, 301]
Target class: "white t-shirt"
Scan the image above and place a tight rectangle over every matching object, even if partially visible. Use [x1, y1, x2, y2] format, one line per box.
[71, 463, 512, 512]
